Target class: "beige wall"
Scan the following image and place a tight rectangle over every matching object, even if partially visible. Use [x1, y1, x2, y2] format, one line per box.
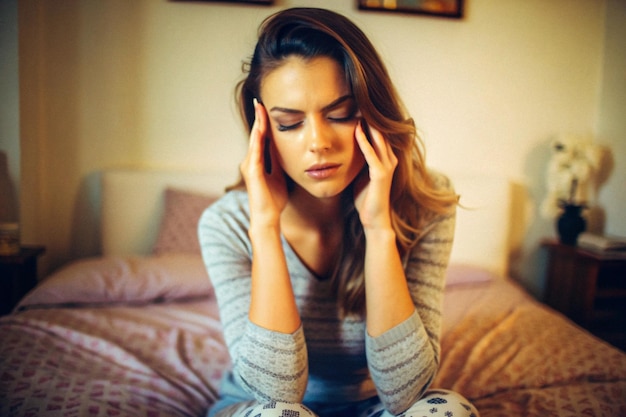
[596, 0, 626, 240]
[1, 0, 20, 217]
[15, 0, 621, 298]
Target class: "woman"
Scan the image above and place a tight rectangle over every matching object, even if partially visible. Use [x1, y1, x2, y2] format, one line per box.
[199, 7, 478, 417]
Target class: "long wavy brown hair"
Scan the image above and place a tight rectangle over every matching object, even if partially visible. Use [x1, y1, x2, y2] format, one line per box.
[230, 8, 458, 317]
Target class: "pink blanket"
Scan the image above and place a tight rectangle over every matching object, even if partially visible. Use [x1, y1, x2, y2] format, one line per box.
[435, 279, 626, 417]
[1, 255, 230, 417]
[1, 302, 229, 417]
[2, 256, 625, 416]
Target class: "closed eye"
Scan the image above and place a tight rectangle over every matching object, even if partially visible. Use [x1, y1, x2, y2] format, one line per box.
[327, 103, 360, 124]
[328, 114, 358, 123]
[277, 121, 303, 132]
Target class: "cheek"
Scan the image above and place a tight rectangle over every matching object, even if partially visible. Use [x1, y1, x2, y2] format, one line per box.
[272, 138, 299, 173]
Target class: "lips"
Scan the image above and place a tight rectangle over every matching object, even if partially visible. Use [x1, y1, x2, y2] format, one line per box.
[305, 163, 341, 179]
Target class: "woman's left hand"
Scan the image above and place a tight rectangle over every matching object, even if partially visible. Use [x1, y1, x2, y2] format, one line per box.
[353, 121, 398, 231]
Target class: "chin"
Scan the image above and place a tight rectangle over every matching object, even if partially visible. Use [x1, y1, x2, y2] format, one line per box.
[294, 181, 349, 200]
[308, 187, 345, 200]
[313, 190, 345, 200]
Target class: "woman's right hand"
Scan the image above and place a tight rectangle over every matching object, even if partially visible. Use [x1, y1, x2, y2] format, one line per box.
[242, 100, 300, 334]
[240, 99, 288, 228]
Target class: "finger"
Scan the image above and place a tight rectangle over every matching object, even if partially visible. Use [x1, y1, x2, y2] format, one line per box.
[255, 98, 269, 136]
[366, 123, 393, 161]
[360, 122, 398, 169]
[245, 100, 268, 174]
[385, 140, 398, 167]
[249, 99, 265, 147]
[362, 122, 388, 155]
[355, 122, 379, 164]
[357, 121, 394, 171]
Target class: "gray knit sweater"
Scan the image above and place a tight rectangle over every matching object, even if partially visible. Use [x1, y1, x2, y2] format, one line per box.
[198, 181, 455, 415]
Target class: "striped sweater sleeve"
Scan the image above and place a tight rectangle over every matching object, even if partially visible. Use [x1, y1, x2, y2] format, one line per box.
[198, 192, 308, 403]
[365, 206, 456, 414]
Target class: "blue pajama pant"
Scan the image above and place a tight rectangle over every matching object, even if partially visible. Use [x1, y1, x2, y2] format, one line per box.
[211, 389, 478, 417]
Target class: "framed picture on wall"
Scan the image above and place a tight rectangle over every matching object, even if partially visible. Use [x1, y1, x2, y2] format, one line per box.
[358, 0, 463, 19]
[180, 0, 273, 4]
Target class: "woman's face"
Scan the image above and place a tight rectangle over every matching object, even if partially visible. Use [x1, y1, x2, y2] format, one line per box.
[260, 56, 366, 200]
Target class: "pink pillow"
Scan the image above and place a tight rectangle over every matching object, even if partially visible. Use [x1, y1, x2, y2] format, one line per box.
[445, 263, 497, 287]
[16, 254, 213, 310]
[153, 188, 217, 255]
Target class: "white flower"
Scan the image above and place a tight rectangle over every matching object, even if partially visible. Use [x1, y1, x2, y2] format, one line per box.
[540, 134, 601, 218]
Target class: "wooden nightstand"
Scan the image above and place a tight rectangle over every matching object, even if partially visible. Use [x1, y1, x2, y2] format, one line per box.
[542, 239, 626, 351]
[0, 245, 45, 315]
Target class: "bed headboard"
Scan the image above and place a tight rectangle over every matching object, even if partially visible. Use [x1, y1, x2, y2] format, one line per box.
[447, 173, 512, 276]
[101, 169, 512, 276]
[101, 169, 231, 256]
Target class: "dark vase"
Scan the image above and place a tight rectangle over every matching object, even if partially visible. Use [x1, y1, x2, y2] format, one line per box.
[557, 204, 586, 245]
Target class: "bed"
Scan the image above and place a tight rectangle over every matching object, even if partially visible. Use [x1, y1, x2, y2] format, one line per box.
[1, 169, 625, 417]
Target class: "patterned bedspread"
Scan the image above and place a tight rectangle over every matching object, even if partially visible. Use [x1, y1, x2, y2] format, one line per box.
[1, 258, 625, 417]
[435, 279, 626, 417]
[0, 301, 229, 417]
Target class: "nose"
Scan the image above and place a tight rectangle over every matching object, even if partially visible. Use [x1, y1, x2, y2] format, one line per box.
[306, 117, 332, 152]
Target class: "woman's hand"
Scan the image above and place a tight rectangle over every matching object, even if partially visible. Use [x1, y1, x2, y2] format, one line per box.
[355, 122, 412, 337]
[242, 100, 300, 334]
[240, 99, 288, 228]
[353, 121, 398, 231]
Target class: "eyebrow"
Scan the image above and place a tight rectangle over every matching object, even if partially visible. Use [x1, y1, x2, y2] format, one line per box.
[269, 94, 354, 114]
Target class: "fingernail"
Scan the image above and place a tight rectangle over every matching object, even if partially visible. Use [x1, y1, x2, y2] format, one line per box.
[253, 98, 259, 122]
